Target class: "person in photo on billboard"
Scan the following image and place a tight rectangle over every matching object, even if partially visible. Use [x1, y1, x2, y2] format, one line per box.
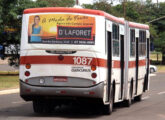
[29, 15, 43, 42]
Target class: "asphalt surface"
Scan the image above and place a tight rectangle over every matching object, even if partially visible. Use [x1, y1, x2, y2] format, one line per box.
[0, 73, 165, 120]
[0, 64, 18, 71]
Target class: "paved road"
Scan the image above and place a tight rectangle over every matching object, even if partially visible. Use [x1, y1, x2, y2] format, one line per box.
[0, 64, 18, 71]
[0, 73, 165, 120]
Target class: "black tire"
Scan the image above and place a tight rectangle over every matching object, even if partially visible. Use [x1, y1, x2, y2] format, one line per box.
[124, 84, 133, 107]
[33, 100, 44, 114]
[143, 75, 147, 92]
[103, 87, 114, 115]
[134, 94, 142, 101]
[150, 68, 155, 73]
[33, 100, 55, 114]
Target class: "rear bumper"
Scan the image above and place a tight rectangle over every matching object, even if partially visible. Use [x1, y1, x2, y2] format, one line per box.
[20, 81, 104, 101]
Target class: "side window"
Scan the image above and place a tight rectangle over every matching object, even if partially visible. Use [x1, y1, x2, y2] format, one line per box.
[112, 24, 119, 57]
[142, 31, 146, 56]
[130, 29, 135, 57]
[139, 31, 146, 56]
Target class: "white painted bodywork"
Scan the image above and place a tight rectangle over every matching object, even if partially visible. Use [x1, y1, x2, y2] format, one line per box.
[20, 11, 150, 105]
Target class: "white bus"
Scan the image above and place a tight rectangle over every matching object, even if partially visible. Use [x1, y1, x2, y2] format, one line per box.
[20, 7, 150, 114]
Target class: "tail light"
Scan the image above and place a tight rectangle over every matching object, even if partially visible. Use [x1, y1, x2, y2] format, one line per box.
[93, 81, 96, 85]
[91, 65, 96, 71]
[25, 64, 31, 69]
[91, 73, 97, 78]
[25, 89, 31, 93]
[89, 91, 95, 95]
[25, 79, 28, 83]
[25, 71, 30, 77]
[60, 90, 67, 94]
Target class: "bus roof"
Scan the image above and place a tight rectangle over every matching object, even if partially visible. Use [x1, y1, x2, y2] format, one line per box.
[23, 7, 125, 25]
[129, 22, 149, 30]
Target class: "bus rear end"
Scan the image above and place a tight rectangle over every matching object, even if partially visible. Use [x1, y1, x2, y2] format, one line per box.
[19, 7, 107, 112]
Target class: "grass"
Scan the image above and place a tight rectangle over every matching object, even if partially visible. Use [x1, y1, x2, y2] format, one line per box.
[150, 52, 165, 72]
[150, 52, 162, 62]
[155, 65, 165, 72]
[0, 75, 19, 90]
[0, 52, 164, 91]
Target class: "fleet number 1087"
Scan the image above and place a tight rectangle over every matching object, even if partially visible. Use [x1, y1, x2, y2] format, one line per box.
[73, 57, 93, 65]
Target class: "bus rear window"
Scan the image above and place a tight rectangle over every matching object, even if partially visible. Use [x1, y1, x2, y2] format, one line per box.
[28, 14, 95, 45]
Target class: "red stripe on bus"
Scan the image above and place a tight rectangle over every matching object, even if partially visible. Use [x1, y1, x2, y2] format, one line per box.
[128, 60, 146, 68]
[20, 56, 107, 68]
[113, 61, 120, 68]
[20, 56, 146, 68]
[23, 7, 125, 24]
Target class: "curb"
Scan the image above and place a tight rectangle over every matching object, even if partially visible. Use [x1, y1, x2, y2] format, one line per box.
[0, 88, 19, 95]
[0, 71, 19, 76]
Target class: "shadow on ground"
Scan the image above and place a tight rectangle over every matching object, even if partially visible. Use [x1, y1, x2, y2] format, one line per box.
[0, 99, 145, 119]
[0, 102, 104, 119]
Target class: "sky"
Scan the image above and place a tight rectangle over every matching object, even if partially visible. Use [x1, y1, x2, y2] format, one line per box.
[79, 0, 93, 5]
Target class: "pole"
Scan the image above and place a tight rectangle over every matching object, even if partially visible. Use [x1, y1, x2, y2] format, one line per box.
[123, 0, 126, 19]
[76, 0, 79, 5]
[157, 0, 159, 7]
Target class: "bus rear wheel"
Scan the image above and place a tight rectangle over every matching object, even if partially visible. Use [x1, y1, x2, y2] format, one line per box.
[134, 94, 142, 101]
[33, 100, 54, 114]
[102, 87, 114, 115]
[124, 83, 133, 107]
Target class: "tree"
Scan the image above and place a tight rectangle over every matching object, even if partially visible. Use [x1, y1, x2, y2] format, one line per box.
[83, 1, 112, 13]
[0, 0, 74, 67]
[1, 0, 165, 66]
[83, 1, 165, 64]
[0, 0, 48, 67]
[37, 0, 75, 7]
[154, 32, 165, 64]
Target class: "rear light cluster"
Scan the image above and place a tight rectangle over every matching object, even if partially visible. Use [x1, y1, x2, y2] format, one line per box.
[25, 71, 30, 77]
[91, 65, 97, 79]
[26, 64, 31, 69]
[91, 65, 96, 71]
[25, 63, 31, 77]
[91, 73, 97, 78]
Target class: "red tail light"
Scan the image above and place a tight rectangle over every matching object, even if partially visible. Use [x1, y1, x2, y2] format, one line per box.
[60, 90, 66, 94]
[25, 64, 31, 69]
[25, 89, 31, 93]
[89, 91, 95, 95]
[93, 81, 96, 85]
[25, 71, 30, 77]
[91, 73, 97, 78]
[25, 79, 28, 83]
[91, 65, 96, 71]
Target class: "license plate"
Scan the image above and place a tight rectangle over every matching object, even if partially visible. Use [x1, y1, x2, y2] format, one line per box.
[53, 77, 68, 82]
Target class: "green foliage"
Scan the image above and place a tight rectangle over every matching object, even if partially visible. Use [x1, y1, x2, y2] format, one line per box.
[0, 75, 19, 90]
[0, 0, 74, 66]
[83, 1, 165, 64]
[149, 24, 158, 37]
[1, 0, 165, 65]
[0, 0, 49, 67]
[83, 1, 112, 13]
[37, 0, 75, 7]
[154, 32, 165, 50]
